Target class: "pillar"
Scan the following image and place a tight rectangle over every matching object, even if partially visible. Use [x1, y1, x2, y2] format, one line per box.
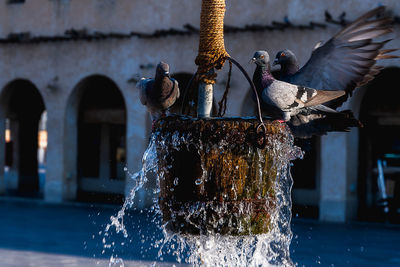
[44, 104, 68, 202]
[319, 130, 358, 222]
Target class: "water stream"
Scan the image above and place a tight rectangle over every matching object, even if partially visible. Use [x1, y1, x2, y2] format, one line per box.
[104, 120, 301, 266]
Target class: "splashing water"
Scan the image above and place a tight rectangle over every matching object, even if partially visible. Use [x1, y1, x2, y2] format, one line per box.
[105, 118, 301, 266]
[102, 135, 159, 266]
[109, 255, 125, 267]
[181, 167, 295, 266]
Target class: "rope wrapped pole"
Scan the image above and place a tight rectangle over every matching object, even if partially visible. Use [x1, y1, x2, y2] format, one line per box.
[195, 0, 229, 118]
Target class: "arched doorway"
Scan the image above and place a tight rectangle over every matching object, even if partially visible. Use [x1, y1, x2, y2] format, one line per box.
[359, 67, 400, 222]
[66, 75, 127, 203]
[0, 80, 46, 197]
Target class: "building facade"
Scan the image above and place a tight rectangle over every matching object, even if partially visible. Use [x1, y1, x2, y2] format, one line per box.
[0, 0, 399, 222]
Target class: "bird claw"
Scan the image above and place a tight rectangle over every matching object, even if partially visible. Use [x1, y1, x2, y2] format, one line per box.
[274, 119, 287, 129]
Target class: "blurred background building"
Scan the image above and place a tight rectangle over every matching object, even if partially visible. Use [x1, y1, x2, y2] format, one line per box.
[0, 0, 399, 223]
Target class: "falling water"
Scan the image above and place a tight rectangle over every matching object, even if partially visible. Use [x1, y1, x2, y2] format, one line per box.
[105, 118, 301, 266]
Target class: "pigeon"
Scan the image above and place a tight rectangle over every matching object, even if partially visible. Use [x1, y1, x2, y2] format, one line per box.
[273, 6, 398, 109]
[137, 62, 180, 121]
[287, 109, 362, 139]
[251, 50, 346, 122]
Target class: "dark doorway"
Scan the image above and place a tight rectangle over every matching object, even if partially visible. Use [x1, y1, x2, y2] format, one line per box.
[1, 80, 45, 197]
[74, 76, 127, 203]
[291, 137, 320, 218]
[359, 68, 400, 222]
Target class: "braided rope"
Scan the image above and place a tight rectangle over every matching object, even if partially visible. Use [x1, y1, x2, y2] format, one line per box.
[195, 0, 230, 84]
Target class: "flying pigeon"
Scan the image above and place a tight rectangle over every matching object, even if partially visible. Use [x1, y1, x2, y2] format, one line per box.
[273, 6, 398, 109]
[251, 50, 346, 122]
[137, 62, 180, 121]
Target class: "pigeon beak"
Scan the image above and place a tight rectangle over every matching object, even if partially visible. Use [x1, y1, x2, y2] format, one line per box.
[249, 57, 256, 64]
[272, 58, 279, 66]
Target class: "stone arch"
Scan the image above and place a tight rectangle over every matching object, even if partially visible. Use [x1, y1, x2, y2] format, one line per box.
[65, 74, 127, 203]
[0, 79, 46, 197]
[358, 67, 400, 220]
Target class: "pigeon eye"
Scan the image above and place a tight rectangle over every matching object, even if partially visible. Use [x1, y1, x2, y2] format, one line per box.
[281, 52, 286, 57]
[260, 55, 265, 59]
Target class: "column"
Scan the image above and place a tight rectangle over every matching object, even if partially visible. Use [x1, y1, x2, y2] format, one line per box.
[319, 130, 358, 222]
[44, 106, 68, 202]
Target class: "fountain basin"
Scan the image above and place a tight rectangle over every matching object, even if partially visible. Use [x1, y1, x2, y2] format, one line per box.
[153, 115, 294, 235]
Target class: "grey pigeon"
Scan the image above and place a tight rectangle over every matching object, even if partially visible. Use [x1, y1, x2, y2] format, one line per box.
[251, 51, 346, 122]
[137, 62, 180, 121]
[273, 6, 398, 109]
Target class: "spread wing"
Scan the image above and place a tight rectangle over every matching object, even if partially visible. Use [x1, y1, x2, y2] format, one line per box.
[292, 85, 345, 109]
[265, 82, 345, 111]
[288, 6, 397, 108]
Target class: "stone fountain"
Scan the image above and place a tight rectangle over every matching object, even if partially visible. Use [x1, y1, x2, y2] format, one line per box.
[108, 1, 300, 266]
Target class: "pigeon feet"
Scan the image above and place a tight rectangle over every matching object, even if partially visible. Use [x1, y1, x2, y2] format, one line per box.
[273, 119, 287, 129]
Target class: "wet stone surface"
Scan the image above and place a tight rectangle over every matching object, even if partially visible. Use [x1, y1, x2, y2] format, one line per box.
[154, 115, 298, 236]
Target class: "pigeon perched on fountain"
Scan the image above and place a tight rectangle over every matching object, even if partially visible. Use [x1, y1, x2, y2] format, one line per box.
[137, 62, 180, 121]
[273, 6, 398, 109]
[250, 50, 347, 122]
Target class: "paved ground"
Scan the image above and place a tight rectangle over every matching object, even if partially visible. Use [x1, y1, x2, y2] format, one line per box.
[0, 198, 399, 267]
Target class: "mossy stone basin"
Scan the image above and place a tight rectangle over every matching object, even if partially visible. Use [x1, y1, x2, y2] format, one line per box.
[153, 116, 293, 235]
